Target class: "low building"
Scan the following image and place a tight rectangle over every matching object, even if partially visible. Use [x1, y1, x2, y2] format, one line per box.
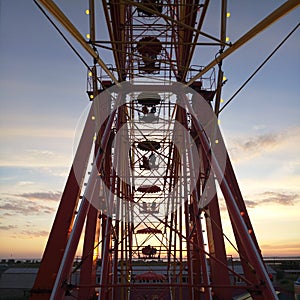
[229, 263, 277, 286]
[0, 268, 38, 298]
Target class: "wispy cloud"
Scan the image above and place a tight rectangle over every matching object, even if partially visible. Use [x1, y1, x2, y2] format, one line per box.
[261, 243, 300, 250]
[228, 132, 281, 162]
[2, 213, 14, 217]
[252, 124, 267, 131]
[0, 221, 49, 238]
[245, 191, 299, 208]
[38, 167, 69, 178]
[242, 134, 279, 150]
[218, 191, 298, 210]
[260, 242, 300, 256]
[0, 224, 18, 230]
[0, 147, 72, 168]
[260, 191, 298, 206]
[16, 181, 35, 186]
[0, 199, 55, 216]
[14, 191, 61, 202]
[26, 149, 55, 156]
[0, 127, 74, 139]
[0, 224, 49, 238]
[227, 126, 300, 163]
[19, 229, 49, 238]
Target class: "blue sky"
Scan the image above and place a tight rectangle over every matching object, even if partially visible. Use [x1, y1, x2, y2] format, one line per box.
[0, 0, 299, 258]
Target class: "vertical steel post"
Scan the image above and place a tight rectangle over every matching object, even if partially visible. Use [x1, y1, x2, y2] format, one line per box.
[177, 104, 212, 300]
[214, 0, 227, 115]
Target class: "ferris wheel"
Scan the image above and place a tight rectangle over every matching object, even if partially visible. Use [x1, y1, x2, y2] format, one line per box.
[30, 1, 299, 300]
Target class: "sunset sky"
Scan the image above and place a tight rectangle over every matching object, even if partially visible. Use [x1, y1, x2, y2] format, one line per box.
[0, 1, 299, 259]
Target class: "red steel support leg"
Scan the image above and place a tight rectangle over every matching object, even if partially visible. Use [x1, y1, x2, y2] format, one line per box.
[202, 150, 232, 299]
[51, 196, 91, 300]
[30, 105, 96, 300]
[186, 98, 278, 299]
[223, 155, 266, 300]
[51, 132, 112, 300]
[50, 95, 117, 300]
[78, 97, 107, 300]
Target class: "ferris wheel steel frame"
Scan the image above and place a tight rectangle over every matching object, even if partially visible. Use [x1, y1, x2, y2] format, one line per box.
[30, 1, 299, 300]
